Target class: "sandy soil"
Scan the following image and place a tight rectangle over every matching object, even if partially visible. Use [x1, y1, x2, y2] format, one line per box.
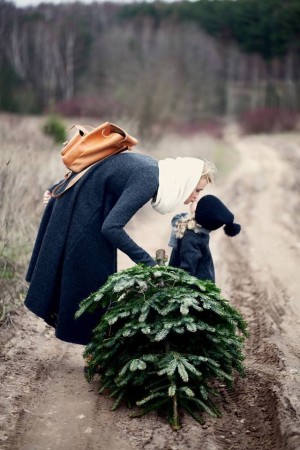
[1, 131, 300, 450]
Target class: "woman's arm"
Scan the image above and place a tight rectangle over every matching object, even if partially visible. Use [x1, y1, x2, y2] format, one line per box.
[101, 176, 158, 266]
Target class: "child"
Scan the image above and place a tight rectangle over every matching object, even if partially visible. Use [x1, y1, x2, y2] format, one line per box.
[168, 195, 241, 282]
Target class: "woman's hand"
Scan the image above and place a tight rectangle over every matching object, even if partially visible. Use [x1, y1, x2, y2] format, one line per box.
[43, 190, 51, 206]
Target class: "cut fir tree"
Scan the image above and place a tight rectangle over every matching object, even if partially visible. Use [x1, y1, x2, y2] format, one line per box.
[76, 264, 248, 430]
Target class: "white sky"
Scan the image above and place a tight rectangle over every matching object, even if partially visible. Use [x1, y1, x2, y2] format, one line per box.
[11, 0, 184, 8]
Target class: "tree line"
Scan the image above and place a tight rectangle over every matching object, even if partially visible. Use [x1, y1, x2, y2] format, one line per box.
[0, 0, 299, 128]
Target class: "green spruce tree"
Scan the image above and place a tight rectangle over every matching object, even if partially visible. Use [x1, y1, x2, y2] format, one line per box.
[76, 264, 248, 430]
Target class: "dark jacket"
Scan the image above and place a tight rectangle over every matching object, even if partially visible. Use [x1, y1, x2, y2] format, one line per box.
[169, 229, 215, 282]
[25, 153, 159, 345]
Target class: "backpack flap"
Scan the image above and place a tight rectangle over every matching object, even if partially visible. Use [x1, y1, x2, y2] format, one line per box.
[60, 122, 138, 173]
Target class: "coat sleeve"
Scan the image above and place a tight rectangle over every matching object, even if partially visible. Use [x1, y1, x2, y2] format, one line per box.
[179, 232, 202, 276]
[101, 175, 158, 266]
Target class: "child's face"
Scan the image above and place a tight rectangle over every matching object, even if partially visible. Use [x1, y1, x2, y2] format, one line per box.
[184, 177, 209, 205]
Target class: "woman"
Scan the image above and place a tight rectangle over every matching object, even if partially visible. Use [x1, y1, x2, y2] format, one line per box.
[25, 151, 216, 345]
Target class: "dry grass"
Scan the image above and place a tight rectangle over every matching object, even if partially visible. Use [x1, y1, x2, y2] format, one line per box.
[0, 114, 65, 323]
[0, 113, 235, 324]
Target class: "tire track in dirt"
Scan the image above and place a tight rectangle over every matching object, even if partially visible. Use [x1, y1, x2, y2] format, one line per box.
[211, 239, 290, 450]
[3, 337, 134, 450]
[206, 135, 300, 450]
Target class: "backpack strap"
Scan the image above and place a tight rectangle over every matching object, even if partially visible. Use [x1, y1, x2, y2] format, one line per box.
[51, 163, 97, 199]
[51, 147, 129, 199]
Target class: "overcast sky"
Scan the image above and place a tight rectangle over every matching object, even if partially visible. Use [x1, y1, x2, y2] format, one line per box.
[11, 0, 183, 8]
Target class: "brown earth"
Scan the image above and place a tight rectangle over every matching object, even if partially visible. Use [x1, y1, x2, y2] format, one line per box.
[1, 131, 300, 450]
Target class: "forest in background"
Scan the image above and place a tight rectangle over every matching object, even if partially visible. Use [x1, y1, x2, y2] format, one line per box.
[0, 0, 300, 132]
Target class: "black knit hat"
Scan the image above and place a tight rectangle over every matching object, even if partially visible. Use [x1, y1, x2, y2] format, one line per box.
[195, 195, 241, 236]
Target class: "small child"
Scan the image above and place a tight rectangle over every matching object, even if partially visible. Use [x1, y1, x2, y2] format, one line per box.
[168, 195, 241, 282]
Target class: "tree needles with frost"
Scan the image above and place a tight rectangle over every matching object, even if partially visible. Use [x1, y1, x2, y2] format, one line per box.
[76, 265, 248, 430]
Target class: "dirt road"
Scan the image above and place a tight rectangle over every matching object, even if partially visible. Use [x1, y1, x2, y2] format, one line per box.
[1, 133, 300, 450]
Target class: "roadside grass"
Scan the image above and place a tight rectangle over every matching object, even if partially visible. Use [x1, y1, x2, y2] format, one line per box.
[213, 140, 239, 179]
[0, 114, 64, 325]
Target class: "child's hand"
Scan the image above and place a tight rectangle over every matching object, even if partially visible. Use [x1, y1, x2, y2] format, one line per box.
[43, 190, 51, 206]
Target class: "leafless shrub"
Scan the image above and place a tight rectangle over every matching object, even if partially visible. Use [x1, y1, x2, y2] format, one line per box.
[54, 96, 124, 119]
[240, 108, 299, 135]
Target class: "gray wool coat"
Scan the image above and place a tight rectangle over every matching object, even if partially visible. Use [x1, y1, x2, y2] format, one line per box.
[25, 153, 159, 345]
[169, 229, 215, 282]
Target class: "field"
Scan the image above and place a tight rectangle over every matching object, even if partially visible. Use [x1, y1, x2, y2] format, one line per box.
[0, 114, 300, 449]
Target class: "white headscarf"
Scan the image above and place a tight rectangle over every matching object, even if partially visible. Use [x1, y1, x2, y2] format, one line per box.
[151, 157, 204, 215]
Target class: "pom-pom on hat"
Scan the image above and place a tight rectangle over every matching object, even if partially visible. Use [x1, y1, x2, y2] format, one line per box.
[195, 195, 241, 236]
